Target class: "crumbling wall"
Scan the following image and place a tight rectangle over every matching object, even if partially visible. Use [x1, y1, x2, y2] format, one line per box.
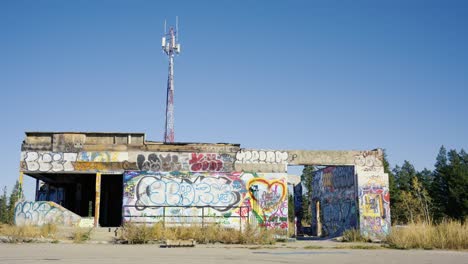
[311, 166, 358, 237]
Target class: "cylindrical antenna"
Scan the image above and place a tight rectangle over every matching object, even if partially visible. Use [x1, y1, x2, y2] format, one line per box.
[164, 19, 167, 35]
[176, 16, 179, 41]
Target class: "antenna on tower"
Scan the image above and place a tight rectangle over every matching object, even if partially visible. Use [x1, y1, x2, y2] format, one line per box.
[176, 16, 179, 40]
[162, 18, 181, 143]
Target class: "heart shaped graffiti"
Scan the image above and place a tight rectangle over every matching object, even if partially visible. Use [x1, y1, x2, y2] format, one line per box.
[247, 178, 286, 213]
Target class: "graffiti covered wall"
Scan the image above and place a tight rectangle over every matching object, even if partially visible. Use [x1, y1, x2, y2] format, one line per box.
[357, 170, 391, 239]
[20, 151, 236, 173]
[311, 166, 358, 237]
[14, 201, 82, 227]
[123, 171, 288, 229]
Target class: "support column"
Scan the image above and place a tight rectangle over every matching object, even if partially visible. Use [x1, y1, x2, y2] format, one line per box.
[94, 172, 101, 227]
[35, 179, 39, 201]
[18, 172, 24, 201]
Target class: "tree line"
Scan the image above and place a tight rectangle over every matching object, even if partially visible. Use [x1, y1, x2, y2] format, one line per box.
[388, 146, 468, 224]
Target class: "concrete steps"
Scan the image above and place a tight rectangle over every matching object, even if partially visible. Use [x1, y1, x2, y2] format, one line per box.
[89, 227, 119, 242]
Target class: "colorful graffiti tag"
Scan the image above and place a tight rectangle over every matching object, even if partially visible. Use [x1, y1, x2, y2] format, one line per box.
[14, 201, 81, 226]
[78, 151, 128, 162]
[123, 171, 288, 229]
[136, 152, 234, 172]
[311, 166, 358, 237]
[357, 171, 391, 239]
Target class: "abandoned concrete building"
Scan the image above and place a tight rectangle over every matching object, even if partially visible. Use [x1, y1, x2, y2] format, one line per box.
[15, 131, 390, 239]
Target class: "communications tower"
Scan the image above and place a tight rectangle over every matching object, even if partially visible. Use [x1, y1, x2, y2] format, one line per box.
[162, 18, 181, 143]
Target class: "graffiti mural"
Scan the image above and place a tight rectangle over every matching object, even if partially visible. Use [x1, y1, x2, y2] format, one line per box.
[123, 171, 288, 229]
[136, 152, 234, 172]
[21, 152, 77, 172]
[14, 201, 81, 227]
[235, 150, 288, 164]
[311, 166, 358, 237]
[357, 171, 391, 239]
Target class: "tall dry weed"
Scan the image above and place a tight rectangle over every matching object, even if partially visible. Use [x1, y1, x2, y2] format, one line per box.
[0, 224, 45, 243]
[386, 220, 468, 250]
[119, 222, 279, 245]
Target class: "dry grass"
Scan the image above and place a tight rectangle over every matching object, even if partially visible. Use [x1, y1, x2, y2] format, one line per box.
[342, 228, 369, 242]
[70, 228, 93, 243]
[386, 220, 468, 250]
[304, 245, 324, 249]
[119, 222, 279, 245]
[0, 224, 57, 243]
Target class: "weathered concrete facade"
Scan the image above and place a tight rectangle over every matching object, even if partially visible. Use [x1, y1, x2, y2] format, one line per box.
[16, 132, 390, 239]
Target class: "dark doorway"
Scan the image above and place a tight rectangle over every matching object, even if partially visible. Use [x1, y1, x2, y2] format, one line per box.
[34, 174, 96, 218]
[99, 174, 123, 227]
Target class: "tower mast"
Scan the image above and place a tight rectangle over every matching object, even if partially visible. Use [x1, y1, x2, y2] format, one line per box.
[162, 18, 180, 143]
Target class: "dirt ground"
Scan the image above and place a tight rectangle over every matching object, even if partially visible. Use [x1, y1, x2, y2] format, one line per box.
[0, 242, 467, 264]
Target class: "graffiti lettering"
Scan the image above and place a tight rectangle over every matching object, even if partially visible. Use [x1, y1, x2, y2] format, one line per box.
[23, 152, 77, 172]
[235, 150, 288, 164]
[354, 151, 383, 171]
[136, 153, 182, 171]
[189, 153, 224, 172]
[78, 151, 128, 162]
[15, 201, 81, 227]
[247, 178, 286, 212]
[134, 175, 241, 211]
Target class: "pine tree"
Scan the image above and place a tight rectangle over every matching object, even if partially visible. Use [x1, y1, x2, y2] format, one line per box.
[392, 161, 418, 223]
[431, 146, 449, 221]
[0, 187, 8, 224]
[395, 161, 416, 192]
[446, 150, 468, 221]
[288, 194, 294, 223]
[300, 166, 315, 224]
[7, 181, 20, 224]
[416, 169, 433, 194]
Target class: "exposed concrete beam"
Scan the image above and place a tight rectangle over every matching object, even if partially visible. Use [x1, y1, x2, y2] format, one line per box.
[286, 149, 383, 167]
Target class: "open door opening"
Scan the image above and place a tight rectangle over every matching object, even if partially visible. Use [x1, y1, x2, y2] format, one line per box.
[99, 174, 123, 227]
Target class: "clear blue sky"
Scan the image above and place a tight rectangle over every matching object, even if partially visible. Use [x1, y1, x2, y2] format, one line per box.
[1, 0, 467, 198]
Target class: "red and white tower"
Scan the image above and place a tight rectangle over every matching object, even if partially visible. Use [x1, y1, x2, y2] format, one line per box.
[162, 18, 181, 143]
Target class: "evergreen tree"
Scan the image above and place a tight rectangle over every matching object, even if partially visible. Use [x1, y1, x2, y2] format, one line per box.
[288, 194, 294, 223]
[431, 146, 449, 221]
[0, 187, 8, 224]
[446, 150, 468, 221]
[416, 168, 433, 194]
[392, 161, 418, 223]
[300, 166, 315, 224]
[7, 181, 20, 224]
[394, 161, 416, 192]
